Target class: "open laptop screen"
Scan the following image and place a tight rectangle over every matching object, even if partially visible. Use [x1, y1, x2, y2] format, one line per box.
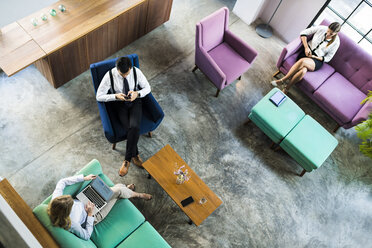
[90, 176, 114, 201]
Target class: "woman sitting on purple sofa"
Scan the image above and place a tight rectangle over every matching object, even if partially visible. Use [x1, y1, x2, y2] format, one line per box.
[271, 22, 341, 94]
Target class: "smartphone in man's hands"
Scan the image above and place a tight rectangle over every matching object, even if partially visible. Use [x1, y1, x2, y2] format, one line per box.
[124, 93, 132, 100]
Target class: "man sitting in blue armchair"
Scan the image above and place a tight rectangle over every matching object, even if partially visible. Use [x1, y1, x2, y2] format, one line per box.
[96, 57, 151, 177]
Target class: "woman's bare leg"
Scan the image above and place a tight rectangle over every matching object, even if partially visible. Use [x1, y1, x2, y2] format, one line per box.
[283, 68, 307, 94]
[283, 58, 315, 93]
[274, 58, 307, 85]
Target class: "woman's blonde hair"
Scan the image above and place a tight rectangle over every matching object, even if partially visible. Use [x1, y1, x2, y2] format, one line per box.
[327, 22, 341, 47]
[47, 195, 74, 230]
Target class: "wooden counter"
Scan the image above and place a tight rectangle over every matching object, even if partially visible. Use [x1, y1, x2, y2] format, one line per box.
[0, 0, 173, 88]
[0, 23, 46, 76]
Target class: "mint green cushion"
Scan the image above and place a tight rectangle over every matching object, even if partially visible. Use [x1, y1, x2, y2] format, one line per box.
[117, 222, 171, 248]
[249, 88, 305, 143]
[91, 199, 145, 248]
[280, 115, 338, 172]
[33, 204, 97, 248]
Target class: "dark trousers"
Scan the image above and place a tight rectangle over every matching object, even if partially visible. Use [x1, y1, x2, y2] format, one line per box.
[113, 99, 142, 161]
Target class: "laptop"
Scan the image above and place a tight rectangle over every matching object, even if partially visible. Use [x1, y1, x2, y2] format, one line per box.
[76, 176, 114, 215]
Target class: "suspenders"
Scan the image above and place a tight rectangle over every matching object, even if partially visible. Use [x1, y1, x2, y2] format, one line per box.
[108, 67, 138, 94]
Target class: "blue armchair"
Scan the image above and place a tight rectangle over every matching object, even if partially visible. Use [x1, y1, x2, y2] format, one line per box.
[90, 54, 164, 149]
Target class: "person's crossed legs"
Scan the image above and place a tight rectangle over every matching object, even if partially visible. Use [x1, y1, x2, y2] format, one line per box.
[272, 57, 315, 93]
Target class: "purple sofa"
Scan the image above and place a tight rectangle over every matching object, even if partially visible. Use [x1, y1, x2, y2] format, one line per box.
[193, 7, 258, 97]
[276, 20, 372, 130]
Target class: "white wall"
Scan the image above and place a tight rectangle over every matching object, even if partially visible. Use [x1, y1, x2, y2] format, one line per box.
[259, 0, 327, 42]
[232, 0, 266, 25]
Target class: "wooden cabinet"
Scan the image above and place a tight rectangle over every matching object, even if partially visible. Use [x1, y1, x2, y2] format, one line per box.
[117, 1, 148, 51]
[146, 0, 173, 33]
[0, 0, 173, 88]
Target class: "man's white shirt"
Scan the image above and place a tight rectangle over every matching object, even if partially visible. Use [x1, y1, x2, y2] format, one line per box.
[96, 67, 151, 102]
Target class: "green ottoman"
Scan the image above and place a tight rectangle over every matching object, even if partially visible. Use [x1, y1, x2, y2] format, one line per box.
[249, 88, 305, 143]
[280, 115, 338, 176]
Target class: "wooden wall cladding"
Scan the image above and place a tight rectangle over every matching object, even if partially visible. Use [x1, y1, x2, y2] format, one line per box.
[117, 1, 148, 50]
[146, 0, 173, 33]
[87, 17, 119, 65]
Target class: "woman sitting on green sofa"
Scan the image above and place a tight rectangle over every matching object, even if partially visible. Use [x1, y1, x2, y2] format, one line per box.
[48, 174, 152, 240]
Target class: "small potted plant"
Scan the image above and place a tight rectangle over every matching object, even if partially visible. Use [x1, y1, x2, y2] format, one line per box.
[174, 165, 191, 184]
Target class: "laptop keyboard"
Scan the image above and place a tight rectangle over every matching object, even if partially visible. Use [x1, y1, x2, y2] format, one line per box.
[83, 186, 105, 209]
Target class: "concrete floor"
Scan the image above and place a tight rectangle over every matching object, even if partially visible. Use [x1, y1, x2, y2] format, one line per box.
[1, 0, 372, 247]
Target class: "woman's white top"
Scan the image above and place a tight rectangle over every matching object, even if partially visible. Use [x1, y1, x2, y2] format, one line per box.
[300, 25, 340, 63]
[52, 175, 95, 241]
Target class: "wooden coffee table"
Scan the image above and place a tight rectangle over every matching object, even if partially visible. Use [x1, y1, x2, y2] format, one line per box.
[143, 144, 223, 226]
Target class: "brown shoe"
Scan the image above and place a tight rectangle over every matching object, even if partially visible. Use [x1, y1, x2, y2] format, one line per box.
[132, 155, 144, 168]
[119, 160, 130, 177]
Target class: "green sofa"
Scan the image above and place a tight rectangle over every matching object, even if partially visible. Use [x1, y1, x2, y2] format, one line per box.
[33, 159, 171, 248]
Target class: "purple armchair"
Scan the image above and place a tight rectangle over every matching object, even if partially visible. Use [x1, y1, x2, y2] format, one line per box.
[275, 20, 372, 130]
[193, 7, 258, 97]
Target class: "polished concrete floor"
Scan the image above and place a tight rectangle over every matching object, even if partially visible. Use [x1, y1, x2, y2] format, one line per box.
[1, 0, 372, 247]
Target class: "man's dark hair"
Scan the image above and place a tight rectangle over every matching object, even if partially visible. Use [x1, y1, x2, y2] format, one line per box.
[116, 57, 132, 73]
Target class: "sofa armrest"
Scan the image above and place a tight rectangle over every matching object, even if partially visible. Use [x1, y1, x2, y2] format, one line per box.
[276, 37, 302, 69]
[196, 47, 226, 89]
[90, 64, 115, 139]
[224, 30, 258, 64]
[142, 93, 164, 123]
[33, 205, 97, 248]
[97, 102, 115, 136]
[350, 102, 372, 127]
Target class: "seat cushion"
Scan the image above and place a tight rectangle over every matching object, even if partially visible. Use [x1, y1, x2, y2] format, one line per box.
[33, 204, 97, 248]
[90, 199, 145, 248]
[313, 72, 366, 123]
[280, 115, 338, 172]
[282, 52, 335, 93]
[117, 222, 171, 248]
[299, 63, 335, 92]
[208, 42, 250, 84]
[249, 88, 305, 143]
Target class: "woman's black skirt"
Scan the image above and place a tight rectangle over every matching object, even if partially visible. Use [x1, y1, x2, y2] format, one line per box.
[296, 49, 324, 71]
